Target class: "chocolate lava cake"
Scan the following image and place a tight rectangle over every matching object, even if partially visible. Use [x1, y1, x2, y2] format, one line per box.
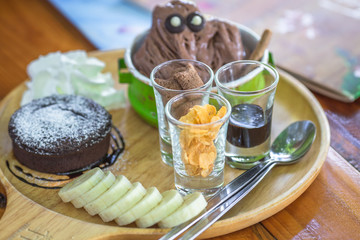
[8, 95, 112, 174]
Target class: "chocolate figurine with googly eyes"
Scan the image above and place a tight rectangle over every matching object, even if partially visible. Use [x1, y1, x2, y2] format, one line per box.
[133, 0, 245, 77]
[166, 11, 205, 33]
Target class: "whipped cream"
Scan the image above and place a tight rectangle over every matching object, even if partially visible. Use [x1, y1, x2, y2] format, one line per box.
[21, 50, 125, 110]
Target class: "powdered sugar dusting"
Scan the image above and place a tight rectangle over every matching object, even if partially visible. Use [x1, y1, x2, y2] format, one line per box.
[9, 95, 111, 155]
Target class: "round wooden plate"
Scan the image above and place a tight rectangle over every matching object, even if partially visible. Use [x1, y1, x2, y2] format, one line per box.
[0, 50, 330, 239]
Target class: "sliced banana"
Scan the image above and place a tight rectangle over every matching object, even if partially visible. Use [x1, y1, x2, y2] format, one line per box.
[71, 171, 115, 208]
[158, 192, 207, 228]
[84, 175, 131, 216]
[115, 187, 163, 226]
[99, 182, 147, 222]
[136, 189, 183, 228]
[58, 167, 104, 203]
[59, 168, 206, 229]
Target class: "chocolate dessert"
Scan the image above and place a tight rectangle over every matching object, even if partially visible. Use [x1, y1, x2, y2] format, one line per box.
[153, 61, 207, 116]
[133, 0, 245, 77]
[154, 63, 204, 91]
[8, 95, 112, 174]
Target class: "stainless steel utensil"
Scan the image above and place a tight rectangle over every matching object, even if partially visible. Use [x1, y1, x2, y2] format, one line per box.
[160, 120, 316, 240]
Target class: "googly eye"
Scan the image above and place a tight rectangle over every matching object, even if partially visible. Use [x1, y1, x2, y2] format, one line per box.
[186, 12, 205, 32]
[165, 14, 186, 33]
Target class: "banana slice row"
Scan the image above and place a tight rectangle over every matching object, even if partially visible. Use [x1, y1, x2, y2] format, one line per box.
[58, 167, 207, 228]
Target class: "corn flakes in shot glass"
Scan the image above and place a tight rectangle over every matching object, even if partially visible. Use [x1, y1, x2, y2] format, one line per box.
[165, 91, 231, 197]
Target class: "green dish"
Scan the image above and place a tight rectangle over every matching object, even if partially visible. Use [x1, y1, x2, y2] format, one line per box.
[118, 58, 157, 127]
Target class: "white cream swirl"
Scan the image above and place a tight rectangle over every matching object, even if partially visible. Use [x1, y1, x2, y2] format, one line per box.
[21, 50, 125, 110]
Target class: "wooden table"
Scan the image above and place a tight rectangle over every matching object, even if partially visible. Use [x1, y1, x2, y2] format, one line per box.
[0, 1, 359, 239]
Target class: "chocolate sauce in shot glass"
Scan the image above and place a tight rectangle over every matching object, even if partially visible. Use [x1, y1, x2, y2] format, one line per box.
[226, 103, 272, 163]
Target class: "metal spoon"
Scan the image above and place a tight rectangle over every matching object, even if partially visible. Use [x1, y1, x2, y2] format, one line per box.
[160, 120, 316, 240]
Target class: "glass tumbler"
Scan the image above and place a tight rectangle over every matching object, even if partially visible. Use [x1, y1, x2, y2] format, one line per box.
[150, 59, 213, 167]
[215, 60, 279, 169]
[165, 91, 231, 197]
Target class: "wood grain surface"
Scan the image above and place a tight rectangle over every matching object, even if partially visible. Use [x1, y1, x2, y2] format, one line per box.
[0, 0, 359, 172]
[0, 0, 359, 239]
[0, 50, 329, 239]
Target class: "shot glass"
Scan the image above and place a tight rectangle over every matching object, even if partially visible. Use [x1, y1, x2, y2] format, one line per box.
[215, 60, 279, 169]
[165, 91, 231, 197]
[150, 59, 213, 167]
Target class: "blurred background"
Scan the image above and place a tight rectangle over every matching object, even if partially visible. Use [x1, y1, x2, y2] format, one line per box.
[49, 0, 152, 50]
[0, 0, 359, 101]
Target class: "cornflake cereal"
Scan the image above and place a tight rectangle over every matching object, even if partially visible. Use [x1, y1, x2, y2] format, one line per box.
[179, 104, 227, 177]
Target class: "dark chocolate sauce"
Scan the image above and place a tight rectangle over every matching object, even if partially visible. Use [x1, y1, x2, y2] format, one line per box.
[6, 160, 61, 189]
[0, 193, 6, 208]
[15, 165, 69, 182]
[6, 125, 125, 189]
[227, 104, 272, 148]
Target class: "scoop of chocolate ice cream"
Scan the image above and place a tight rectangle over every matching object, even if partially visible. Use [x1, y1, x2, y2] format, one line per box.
[133, 0, 245, 77]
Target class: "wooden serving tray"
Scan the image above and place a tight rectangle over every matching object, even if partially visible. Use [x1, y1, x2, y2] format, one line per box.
[0, 50, 330, 239]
